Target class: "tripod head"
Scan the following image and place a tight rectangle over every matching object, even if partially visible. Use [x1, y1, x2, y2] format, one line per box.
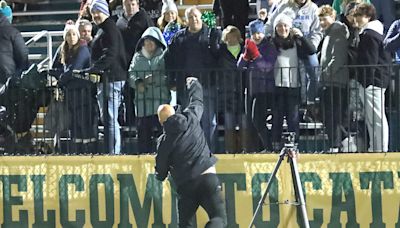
[280, 132, 298, 158]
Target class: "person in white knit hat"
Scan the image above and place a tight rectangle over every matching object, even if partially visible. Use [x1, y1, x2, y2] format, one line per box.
[265, 0, 323, 106]
[157, 0, 184, 44]
[271, 13, 317, 150]
[50, 19, 98, 154]
[157, 0, 183, 31]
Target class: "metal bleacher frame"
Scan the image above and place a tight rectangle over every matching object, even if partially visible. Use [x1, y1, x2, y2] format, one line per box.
[16, 1, 326, 153]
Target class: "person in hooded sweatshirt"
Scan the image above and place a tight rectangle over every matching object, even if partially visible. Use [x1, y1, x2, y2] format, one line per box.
[155, 77, 227, 228]
[0, 1, 28, 86]
[353, 3, 391, 152]
[317, 5, 349, 152]
[128, 27, 171, 154]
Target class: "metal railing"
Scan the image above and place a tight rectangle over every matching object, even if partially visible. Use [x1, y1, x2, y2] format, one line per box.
[1, 66, 399, 155]
[22, 30, 63, 69]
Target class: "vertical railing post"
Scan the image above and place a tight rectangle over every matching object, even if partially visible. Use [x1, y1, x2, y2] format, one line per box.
[102, 76, 110, 154]
[47, 32, 53, 69]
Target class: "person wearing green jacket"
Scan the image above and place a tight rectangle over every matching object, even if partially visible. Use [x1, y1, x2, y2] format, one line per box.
[128, 26, 171, 154]
[332, 0, 370, 18]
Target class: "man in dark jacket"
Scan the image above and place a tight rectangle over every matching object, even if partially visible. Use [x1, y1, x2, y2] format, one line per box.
[155, 77, 226, 228]
[116, 0, 153, 64]
[354, 3, 391, 152]
[213, 0, 249, 40]
[89, 0, 127, 154]
[0, 13, 29, 86]
[166, 6, 221, 151]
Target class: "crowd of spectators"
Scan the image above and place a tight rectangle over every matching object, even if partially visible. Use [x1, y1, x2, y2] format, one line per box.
[1, 0, 400, 154]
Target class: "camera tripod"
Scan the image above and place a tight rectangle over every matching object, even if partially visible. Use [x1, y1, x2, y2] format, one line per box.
[248, 144, 310, 228]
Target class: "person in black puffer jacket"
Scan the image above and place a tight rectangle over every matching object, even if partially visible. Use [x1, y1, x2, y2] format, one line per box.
[0, 12, 29, 86]
[155, 78, 227, 228]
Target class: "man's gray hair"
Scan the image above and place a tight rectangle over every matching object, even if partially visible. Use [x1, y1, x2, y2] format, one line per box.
[77, 19, 92, 29]
[184, 6, 201, 20]
[123, 0, 139, 3]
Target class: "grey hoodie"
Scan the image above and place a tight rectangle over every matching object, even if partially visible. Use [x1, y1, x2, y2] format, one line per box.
[265, 0, 323, 49]
[320, 21, 350, 87]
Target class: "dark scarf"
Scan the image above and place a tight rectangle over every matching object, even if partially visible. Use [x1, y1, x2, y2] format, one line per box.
[273, 34, 295, 50]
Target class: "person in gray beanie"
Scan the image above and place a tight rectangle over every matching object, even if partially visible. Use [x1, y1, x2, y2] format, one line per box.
[87, 0, 128, 154]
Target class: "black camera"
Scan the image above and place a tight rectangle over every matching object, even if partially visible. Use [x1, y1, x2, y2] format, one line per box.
[282, 132, 297, 148]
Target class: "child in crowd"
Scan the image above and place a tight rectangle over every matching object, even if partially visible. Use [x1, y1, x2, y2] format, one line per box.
[237, 19, 278, 151]
[157, 0, 184, 44]
[128, 27, 171, 154]
[217, 25, 244, 153]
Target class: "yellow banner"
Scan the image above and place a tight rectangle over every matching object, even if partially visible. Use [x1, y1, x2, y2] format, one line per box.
[0, 153, 399, 227]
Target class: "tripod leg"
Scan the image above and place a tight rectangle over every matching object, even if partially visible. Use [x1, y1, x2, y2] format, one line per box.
[289, 156, 310, 228]
[248, 151, 286, 228]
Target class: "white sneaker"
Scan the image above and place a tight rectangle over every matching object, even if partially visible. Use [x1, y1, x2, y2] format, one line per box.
[328, 147, 339, 153]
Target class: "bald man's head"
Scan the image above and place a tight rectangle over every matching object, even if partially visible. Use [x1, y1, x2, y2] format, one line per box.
[157, 104, 175, 125]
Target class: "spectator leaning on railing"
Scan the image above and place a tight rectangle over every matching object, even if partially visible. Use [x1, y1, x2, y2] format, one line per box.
[353, 3, 391, 152]
[0, 1, 28, 86]
[53, 21, 98, 154]
[128, 27, 171, 154]
[89, 0, 127, 155]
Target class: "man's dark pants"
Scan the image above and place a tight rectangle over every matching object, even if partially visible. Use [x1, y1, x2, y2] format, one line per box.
[177, 173, 227, 228]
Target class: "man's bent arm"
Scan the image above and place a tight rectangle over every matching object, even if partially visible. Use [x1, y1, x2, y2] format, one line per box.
[184, 79, 204, 121]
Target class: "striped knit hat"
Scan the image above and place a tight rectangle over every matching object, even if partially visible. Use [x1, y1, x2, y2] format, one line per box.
[90, 0, 110, 17]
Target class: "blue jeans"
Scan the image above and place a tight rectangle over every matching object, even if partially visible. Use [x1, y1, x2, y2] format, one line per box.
[98, 81, 125, 154]
[300, 54, 320, 104]
[201, 87, 217, 151]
